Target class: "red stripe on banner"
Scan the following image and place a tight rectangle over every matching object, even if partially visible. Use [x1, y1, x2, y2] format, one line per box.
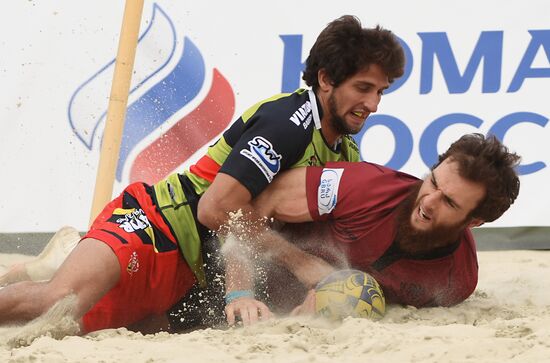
[129, 69, 235, 184]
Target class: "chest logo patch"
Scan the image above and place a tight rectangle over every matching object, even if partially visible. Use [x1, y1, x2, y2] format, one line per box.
[240, 136, 282, 182]
[318, 168, 344, 215]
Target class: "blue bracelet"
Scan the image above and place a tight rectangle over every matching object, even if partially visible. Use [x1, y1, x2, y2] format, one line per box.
[225, 290, 254, 305]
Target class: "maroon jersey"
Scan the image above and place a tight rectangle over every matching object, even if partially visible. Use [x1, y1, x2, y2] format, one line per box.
[305, 161, 478, 307]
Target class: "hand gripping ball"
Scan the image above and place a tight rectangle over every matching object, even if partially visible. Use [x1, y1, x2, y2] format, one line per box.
[315, 269, 385, 321]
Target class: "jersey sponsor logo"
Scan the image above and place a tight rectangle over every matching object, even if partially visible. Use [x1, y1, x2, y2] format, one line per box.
[289, 100, 312, 129]
[318, 168, 344, 215]
[116, 208, 152, 233]
[302, 114, 313, 129]
[240, 136, 282, 182]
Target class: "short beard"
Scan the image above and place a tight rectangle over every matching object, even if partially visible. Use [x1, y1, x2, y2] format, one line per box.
[327, 92, 360, 135]
[395, 181, 469, 255]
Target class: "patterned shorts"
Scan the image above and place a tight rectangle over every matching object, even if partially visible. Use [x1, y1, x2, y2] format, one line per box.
[81, 182, 196, 333]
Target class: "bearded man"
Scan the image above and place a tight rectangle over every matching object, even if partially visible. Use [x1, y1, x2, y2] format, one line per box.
[226, 133, 520, 321]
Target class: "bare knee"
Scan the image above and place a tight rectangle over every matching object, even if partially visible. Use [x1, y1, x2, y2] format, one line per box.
[47, 238, 121, 318]
[41, 282, 76, 311]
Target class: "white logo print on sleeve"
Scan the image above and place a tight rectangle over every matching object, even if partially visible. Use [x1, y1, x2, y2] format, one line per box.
[318, 168, 344, 215]
[240, 136, 282, 182]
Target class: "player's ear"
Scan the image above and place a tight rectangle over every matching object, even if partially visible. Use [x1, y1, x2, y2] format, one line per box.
[467, 218, 484, 228]
[317, 69, 333, 92]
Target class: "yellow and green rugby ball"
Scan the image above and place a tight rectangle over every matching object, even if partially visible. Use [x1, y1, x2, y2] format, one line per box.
[315, 269, 385, 321]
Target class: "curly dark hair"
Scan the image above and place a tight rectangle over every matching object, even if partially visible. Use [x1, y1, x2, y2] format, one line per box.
[435, 133, 521, 223]
[302, 15, 405, 90]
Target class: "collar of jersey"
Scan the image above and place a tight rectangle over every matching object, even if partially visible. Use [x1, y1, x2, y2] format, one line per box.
[308, 89, 322, 130]
[309, 89, 343, 149]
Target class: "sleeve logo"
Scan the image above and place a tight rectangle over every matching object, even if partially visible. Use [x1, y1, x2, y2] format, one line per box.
[318, 168, 344, 215]
[240, 136, 282, 182]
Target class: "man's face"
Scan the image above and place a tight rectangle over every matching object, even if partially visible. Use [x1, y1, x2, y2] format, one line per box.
[325, 64, 389, 135]
[411, 158, 486, 233]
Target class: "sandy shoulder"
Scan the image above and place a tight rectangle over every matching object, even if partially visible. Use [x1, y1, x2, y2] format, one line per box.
[1, 250, 549, 363]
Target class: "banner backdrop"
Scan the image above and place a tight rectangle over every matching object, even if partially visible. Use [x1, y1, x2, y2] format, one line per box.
[0, 0, 548, 232]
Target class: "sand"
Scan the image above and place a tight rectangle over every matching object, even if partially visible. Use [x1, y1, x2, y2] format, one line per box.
[1, 250, 549, 363]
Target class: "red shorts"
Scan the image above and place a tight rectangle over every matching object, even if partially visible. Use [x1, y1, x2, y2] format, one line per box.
[81, 182, 196, 333]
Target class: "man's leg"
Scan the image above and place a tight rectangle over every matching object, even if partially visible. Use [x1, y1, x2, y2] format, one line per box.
[0, 237, 119, 327]
[0, 226, 80, 286]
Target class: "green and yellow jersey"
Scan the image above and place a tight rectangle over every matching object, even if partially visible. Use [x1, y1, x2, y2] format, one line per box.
[152, 88, 360, 285]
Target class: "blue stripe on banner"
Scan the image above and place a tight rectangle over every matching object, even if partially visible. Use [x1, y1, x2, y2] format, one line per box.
[116, 36, 206, 180]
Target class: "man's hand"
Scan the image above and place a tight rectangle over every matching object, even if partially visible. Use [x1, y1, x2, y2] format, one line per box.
[225, 297, 273, 326]
[290, 289, 317, 317]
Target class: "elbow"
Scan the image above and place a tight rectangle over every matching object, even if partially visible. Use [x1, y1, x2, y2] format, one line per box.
[197, 196, 224, 231]
[197, 174, 254, 230]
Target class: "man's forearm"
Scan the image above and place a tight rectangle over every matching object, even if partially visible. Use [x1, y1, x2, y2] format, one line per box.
[257, 229, 335, 288]
[224, 238, 255, 293]
[223, 219, 334, 292]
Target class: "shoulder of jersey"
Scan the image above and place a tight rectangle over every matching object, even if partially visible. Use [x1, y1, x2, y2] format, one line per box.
[256, 90, 315, 133]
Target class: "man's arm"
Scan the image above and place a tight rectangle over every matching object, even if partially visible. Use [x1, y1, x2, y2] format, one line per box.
[196, 155, 313, 227]
[251, 168, 336, 285]
[198, 168, 335, 325]
[197, 173, 253, 230]
[201, 167, 335, 282]
[251, 167, 311, 222]
[197, 173, 269, 325]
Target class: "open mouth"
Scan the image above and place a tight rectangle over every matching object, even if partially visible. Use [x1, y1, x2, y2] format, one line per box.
[418, 205, 431, 221]
[351, 110, 365, 118]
